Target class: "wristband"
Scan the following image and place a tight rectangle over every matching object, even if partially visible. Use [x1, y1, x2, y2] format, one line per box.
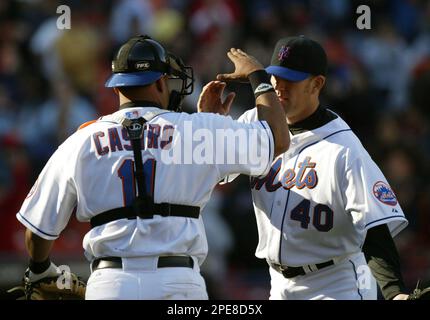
[29, 257, 51, 274]
[248, 70, 275, 98]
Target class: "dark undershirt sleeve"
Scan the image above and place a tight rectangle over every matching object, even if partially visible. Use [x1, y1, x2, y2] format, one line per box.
[362, 223, 406, 300]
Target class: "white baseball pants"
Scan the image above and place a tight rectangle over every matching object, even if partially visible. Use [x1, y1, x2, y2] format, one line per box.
[85, 256, 208, 300]
[269, 252, 378, 300]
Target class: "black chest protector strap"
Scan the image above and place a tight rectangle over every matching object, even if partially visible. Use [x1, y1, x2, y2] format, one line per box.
[125, 116, 151, 216]
[90, 203, 200, 228]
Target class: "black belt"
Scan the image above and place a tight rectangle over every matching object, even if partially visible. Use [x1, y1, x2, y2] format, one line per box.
[90, 204, 200, 228]
[270, 260, 334, 278]
[92, 256, 194, 272]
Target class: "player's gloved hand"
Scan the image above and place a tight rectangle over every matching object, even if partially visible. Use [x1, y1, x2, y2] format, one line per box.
[406, 281, 430, 300]
[7, 262, 86, 300]
[217, 48, 264, 82]
[392, 281, 430, 300]
[197, 81, 235, 115]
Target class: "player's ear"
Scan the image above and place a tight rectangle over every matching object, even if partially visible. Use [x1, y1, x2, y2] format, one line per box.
[154, 76, 170, 108]
[155, 76, 168, 93]
[270, 75, 277, 88]
[113, 87, 119, 95]
[312, 75, 325, 94]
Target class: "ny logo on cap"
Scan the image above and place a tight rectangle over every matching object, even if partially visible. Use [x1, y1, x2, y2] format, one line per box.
[278, 45, 290, 61]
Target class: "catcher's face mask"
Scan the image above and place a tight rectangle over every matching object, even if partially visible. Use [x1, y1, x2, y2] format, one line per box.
[166, 52, 194, 112]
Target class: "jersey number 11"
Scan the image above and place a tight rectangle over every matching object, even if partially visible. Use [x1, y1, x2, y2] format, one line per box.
[117, 158, 156, 206]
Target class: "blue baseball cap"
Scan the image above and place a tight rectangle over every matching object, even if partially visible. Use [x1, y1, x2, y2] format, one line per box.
[105, 71, 163, 87]
[266, 36, 327, 82]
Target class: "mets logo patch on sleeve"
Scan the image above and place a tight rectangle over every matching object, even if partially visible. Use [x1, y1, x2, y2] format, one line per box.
[372, 181, 397, 206]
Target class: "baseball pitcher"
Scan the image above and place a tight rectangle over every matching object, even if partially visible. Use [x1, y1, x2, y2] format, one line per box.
[201, 36, 429, 300]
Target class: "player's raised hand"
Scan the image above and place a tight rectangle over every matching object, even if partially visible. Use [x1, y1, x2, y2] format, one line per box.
[197, 81, 236, 115]
[217, 48, 264, 82]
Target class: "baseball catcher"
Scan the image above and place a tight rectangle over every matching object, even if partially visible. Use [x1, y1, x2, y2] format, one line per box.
[11, 34, 289, 299]
[8, 260, 86, 300]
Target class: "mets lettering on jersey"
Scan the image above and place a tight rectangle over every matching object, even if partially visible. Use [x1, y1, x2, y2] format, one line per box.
[235, 107, 408, 268]
[251, 156, 318, 191]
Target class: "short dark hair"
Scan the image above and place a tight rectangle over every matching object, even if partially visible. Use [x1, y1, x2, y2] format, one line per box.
[117, 85, 148, 99]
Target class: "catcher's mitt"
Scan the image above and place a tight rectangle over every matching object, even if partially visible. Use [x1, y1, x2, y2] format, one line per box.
[8, 267, 86, 300]
[407, 280, 430, 300]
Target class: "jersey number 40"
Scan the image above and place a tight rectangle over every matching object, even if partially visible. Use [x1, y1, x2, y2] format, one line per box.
[290, 199, 333, 232]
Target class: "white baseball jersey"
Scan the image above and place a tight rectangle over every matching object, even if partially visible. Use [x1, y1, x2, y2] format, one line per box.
[234, 107, 408, 267]
[17, 106, 274, 265]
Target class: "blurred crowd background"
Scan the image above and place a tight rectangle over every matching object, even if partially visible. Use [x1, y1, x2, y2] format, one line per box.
[0, 0, 429, 299]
